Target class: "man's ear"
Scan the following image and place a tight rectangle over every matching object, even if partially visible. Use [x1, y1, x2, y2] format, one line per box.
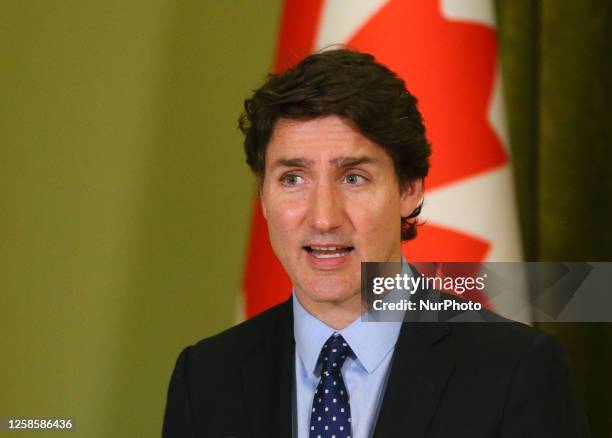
[399, 178, 423, 218]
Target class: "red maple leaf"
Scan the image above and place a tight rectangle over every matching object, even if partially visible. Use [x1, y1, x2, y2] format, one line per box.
[349, 0, 507, 190]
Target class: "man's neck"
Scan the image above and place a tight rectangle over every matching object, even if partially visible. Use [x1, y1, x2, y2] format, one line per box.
[294, 292, 363, 330]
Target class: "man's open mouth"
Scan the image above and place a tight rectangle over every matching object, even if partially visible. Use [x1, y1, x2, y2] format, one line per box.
[303, 245, 354, 259]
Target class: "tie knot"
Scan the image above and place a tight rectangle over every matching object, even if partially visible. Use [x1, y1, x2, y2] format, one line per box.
[319, 334, 353, 375]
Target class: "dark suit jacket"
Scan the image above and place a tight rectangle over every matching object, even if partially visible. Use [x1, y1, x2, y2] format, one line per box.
[163, 297, 589, 438]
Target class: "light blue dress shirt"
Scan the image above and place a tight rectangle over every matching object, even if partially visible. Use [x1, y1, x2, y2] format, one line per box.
[292, 261, 409, 438]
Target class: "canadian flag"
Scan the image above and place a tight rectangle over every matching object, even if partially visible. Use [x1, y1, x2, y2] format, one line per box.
[242, 0, 526, 318]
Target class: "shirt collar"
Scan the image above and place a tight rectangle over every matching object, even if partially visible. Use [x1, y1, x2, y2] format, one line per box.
[292, 258, 409, 375]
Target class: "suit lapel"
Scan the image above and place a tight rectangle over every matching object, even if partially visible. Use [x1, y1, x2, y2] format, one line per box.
[238, 288, 456, 438]
[241, 301, 294, 438]
[373, 321, 454, 438]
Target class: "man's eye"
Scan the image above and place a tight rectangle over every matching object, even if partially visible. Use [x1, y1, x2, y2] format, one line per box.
[281, 174, 304, 186]
[344, 174, 366, 185]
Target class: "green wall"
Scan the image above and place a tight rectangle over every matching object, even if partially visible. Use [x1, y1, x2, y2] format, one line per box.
[0, 1, 282, 437]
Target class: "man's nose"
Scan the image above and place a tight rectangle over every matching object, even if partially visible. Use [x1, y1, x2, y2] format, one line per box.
[308, 180, 344, 232]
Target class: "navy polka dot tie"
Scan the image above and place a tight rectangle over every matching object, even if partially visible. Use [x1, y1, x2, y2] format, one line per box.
[309, 334, 353, 438]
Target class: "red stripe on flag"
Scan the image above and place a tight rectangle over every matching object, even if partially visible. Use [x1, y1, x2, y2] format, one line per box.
[274, 0, 325, 72]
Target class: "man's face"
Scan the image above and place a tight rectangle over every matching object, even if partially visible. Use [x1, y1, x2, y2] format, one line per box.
[260, 115, 422, 309]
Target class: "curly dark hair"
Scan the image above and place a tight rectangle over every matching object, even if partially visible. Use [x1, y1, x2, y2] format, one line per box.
[239, 49, 431, 240]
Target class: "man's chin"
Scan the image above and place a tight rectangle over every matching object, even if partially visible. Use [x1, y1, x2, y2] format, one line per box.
[295, 282, 361, 307]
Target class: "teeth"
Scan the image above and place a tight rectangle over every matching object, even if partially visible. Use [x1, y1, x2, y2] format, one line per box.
[308, 246, 351, 259]
[310, 246, 342, 251]
[312, 251, 349, 259]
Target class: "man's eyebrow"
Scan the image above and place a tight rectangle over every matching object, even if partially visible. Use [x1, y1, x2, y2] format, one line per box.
[330, 155, 379, 167]
[270, 155, 379, 171]
[270, 157, 313, 170]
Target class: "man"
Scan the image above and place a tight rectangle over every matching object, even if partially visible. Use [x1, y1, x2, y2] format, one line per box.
[163, 50, 588, 438]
